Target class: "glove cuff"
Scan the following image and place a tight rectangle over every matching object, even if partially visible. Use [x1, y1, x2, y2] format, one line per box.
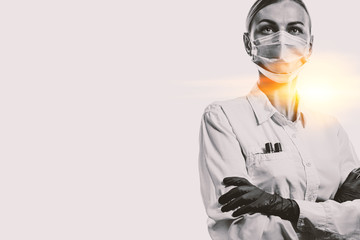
[283, 199, 300, 223]
[264, 194, 300, 223]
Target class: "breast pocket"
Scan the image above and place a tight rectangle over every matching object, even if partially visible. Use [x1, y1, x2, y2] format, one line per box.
[246, 151, 296, 185]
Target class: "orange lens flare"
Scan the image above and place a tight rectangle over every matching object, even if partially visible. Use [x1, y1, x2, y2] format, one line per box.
[297, 53, 360, 115]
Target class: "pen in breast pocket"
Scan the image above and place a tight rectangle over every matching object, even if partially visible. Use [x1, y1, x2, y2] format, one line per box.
[274, 143, 282, 152]
[265, 142, 282, 153]
[265, 142, 273, 153]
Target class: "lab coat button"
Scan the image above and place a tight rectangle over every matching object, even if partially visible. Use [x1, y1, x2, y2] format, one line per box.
[306, 162, 311, 167]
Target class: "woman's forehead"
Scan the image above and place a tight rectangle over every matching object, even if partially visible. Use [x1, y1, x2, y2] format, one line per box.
[252, 1, 310, 26]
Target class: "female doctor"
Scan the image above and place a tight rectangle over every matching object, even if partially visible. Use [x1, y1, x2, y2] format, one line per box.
[198, 0, 360, 239]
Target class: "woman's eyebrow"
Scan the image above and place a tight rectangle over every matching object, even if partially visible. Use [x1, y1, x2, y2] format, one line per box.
[258, 19, 276, 25]
[288, 21, 304, 26]
[257, 19, 304, 26]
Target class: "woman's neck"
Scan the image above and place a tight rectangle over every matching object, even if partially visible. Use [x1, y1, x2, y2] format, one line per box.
[257, 74, 299, 122]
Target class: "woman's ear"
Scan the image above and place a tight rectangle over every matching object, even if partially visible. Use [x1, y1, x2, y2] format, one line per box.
[243, 33, 252, 56]
[309, 35, 314, 55]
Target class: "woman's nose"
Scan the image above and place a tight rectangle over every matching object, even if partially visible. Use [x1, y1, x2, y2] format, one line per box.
[277, 43, 288, 59]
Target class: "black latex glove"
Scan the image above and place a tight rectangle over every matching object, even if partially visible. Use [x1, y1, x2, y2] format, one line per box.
[218, 177, 300, 223]
[334, 167, 360, 203]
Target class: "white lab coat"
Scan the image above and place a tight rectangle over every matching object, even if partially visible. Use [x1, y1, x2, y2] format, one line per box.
[199, 84, 360, 239]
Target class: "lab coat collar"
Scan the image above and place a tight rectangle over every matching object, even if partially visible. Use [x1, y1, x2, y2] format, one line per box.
[246, 84, 307, 128]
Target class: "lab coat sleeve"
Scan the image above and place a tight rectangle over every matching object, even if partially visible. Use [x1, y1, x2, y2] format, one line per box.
[198, 104, 298, 240]
[295, 121, 360, 238]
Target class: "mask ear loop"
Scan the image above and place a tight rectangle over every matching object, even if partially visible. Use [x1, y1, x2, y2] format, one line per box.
[251, 44, 257, 62]
[244, 32, 257, 61]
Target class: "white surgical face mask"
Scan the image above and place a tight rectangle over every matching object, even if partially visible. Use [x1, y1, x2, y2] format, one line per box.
[249, 31, 311, 83]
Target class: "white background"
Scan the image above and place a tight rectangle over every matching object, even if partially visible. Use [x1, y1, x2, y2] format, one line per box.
[1, 1, 360, 239]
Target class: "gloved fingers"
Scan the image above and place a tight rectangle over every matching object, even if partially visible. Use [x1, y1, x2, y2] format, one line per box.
[345, 171, 360, 182]
[218, 185, 254, 205]
[352, 167, 360, 179]
[232, 202, 255, 217]
[222, 177, 252, 187]
[221, 198, 240, 212]
[221, 190, 261, 212]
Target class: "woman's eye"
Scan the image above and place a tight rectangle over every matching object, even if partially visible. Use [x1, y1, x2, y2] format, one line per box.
[289, 27, 303, 35]
[260, 27, 274, 34]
